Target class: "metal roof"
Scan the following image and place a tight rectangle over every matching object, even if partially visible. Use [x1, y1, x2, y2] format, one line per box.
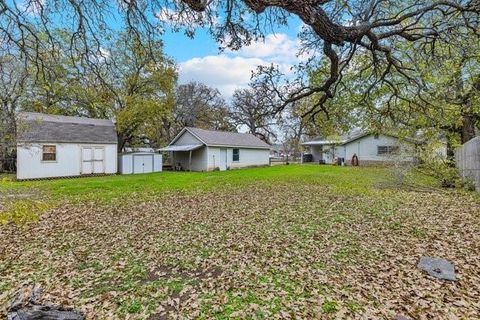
[159, 144, 204, 152]
[16, 112, 118, 144]
[302, 140, 345, 146]
[172, 127, 270, 149]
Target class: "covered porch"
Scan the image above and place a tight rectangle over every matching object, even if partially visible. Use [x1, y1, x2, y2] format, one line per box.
[301, 140, 345, 164]
[159, 144, 204, 171]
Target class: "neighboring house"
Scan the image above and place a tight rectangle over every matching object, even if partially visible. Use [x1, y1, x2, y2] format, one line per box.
[16, 112, 118, 179]
[302, 132, 417, 165]
[160, 127, 270, 171]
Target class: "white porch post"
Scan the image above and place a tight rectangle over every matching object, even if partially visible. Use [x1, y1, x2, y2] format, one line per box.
[188, 150, 192, 172]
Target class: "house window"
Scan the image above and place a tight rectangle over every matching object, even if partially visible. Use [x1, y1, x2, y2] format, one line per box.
[232, 148, 240, 161]
[42, 145, 57, 161]
[377, 145, 399, 155]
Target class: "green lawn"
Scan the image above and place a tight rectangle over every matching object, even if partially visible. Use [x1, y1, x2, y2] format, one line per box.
[1, 165, 479, 319]
[1, 165, 395, 198]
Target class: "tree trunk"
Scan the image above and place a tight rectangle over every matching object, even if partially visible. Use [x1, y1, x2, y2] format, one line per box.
[117, 135, 125, 153]
[461, 113, 477, 144]
[446, 138, 456, 166]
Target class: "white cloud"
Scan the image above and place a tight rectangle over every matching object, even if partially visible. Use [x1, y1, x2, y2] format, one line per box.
[179, 33, 306, 98]
[179, 55, 266, 97]
[230, 33, 301, 62]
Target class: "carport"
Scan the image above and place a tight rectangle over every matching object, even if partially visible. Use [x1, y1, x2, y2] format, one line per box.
[159, 144, 203, 171]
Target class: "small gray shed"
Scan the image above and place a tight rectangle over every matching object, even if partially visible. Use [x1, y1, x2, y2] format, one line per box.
[118, 152, 162, 174]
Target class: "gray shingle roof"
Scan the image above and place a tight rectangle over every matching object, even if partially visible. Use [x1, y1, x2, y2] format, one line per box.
[17, 112, 118, 144]
[182, 127, 270, 149]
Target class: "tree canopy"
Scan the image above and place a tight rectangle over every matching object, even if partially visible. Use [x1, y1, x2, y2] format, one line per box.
[2, 0, 479, 117]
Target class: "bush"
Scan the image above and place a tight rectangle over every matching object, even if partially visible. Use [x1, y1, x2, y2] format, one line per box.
[417, 158, 458, 188]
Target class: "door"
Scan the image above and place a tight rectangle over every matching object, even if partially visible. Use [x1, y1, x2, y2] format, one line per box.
[219, 148, 227, 171]
[81, 147, 93, 174]
[93, 147, 105, 173]
[133, 155, 144, 173]
[133, 154, 154, 174]
[81, 146, 105, 174]
[143, 155, 153, 173]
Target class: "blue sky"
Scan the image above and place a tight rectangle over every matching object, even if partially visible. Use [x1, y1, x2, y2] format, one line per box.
[161, 17, 306, 98]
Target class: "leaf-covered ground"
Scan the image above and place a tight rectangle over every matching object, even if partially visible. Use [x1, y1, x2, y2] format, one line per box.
[1, 166, 479, 319]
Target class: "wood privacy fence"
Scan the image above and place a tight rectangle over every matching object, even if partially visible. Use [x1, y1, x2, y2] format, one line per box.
[455, 137, 480, 191]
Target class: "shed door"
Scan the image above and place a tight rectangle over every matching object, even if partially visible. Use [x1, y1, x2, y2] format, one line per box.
[143, 155, 153, 173]
[81, 146, 105, 174]
[133, 155, 154, 174]
[93, 147, 105, 173]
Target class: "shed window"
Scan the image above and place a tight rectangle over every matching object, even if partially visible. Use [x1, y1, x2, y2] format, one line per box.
[232, 148, 240, 161]
[377, 145, 399, 155]
[42, 145, 57, 161]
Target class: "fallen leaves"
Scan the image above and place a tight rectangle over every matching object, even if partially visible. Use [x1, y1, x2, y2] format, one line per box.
[0, 168, 479, 319]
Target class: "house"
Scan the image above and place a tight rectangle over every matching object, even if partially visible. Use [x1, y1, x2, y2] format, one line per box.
[160, 127, 270, 171]
[16, 112, 118, 179]
[302, 132, 417, 165]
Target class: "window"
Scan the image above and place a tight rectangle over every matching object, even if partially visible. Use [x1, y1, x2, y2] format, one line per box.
[42, 145, 56, 161]
[232, 148, 240, 161]
[377, 145, 399, 155]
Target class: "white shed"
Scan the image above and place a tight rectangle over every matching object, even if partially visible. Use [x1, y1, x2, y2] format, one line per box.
[118, 152, 162, 174]
[16, 112, 118, 179]
[160, 127, 270, 171]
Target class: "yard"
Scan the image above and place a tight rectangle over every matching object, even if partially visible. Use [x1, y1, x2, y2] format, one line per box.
[1, 165, 479, 319]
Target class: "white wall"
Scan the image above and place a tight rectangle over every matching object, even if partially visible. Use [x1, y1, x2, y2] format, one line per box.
[175, 131, 202, 145]
[344, 135, 414, 163]
[17, 143, 117, 179]
[207, 147, 269, 170]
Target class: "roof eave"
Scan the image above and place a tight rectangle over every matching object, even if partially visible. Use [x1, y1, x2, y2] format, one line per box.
[205, 144, 270, 149]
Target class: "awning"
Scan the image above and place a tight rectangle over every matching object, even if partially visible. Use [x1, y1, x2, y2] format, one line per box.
[159, 144, 204, 152]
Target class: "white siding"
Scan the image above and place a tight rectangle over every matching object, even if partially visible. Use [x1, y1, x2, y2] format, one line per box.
[207, 147, 269, 170]
[175, 131, 202, 145]
[344, 135, 414, 163]
[17, 143, 117, 179]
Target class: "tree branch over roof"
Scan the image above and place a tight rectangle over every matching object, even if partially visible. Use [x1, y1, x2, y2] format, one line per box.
[1, 0, 479, 117]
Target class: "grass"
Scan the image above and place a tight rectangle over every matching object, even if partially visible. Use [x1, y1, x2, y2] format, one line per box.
[1, 165, 479, 319]
[1, 165, 398, 224]
[1, 164, 415, 200]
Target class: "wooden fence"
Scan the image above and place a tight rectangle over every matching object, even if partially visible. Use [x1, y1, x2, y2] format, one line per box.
[455, 137, 480, 191]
